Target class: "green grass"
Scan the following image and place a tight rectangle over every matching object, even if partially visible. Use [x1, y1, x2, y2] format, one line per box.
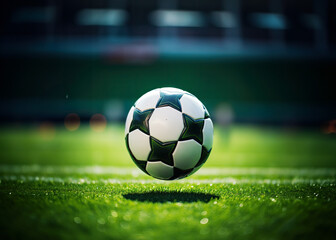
[0, 124, 336, 240]
[0, 124, 335, 167]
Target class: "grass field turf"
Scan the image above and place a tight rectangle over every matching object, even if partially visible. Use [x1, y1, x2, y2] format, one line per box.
[0, 124, 336, 240]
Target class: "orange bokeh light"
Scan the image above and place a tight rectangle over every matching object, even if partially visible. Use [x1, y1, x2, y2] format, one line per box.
[323, 120, 336, 134]
[90, 114, 107, 132]
[39, 122, 55, 140]
[64, 113, 80, 131]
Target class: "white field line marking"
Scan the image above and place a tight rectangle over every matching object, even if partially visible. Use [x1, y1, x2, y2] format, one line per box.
[0, 165, 336, 176]
[0, 175, 335, 185]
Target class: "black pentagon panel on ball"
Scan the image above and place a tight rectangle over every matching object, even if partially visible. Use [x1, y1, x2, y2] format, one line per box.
[129, 108, 154, 135]
[180, 114, 204, 144]
[188, 165, 202, 177]
[195, 146, 211, 168]
[125, 134, 149, 174]
[133, 160, 148, 174]
[148, 137, 176, 166]
[156, 91, 183, 112]
[169, 167, 194, 180]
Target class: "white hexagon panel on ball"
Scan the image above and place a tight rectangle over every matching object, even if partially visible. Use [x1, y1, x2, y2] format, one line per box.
[146, 161, 174, 180]
[127, 129, 151, 161]
[160, 87, 186, 94]
[125, 106, 135, 135]
[173, 140, 202, 170]
[135, 89, 161, 112]
[180, 94, 205, 120]
[202, 118, 214, 151]
[149, 106, 184, 142]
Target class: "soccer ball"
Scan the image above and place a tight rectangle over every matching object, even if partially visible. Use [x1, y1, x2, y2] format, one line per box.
[125, 87, 213, 180]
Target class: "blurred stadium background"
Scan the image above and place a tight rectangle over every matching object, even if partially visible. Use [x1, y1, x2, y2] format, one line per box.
[0, 0, 335, 129]
[2, 2, 336, 239]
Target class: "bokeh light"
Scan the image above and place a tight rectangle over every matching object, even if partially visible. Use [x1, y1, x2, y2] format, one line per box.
[214, 103, 234, 126]
[90, 114, 107, 132]
[64, 113, 80, 131]
[38, 122, 55, 140]
[323, 120, 336, 134]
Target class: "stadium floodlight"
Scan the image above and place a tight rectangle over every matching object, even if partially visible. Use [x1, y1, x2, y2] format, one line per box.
[150, 10, 205, 27]
[249, 13, 286, 30]
[77, 9, 127, 26]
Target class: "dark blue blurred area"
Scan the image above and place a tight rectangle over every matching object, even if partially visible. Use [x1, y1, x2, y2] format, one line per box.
[1, 0, 336, 57]
[0, 0, 335, 126]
